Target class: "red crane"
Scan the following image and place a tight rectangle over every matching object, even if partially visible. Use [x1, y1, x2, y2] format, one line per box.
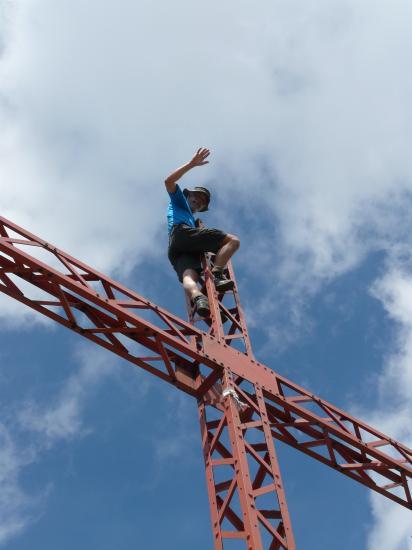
[0, 214, 410, 549]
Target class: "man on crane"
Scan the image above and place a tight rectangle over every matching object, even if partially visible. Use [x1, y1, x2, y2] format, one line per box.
[165, 147, 240, 318]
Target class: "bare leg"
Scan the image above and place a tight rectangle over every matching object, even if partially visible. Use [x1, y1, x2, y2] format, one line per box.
[182, 268, 210, 317]
[214, 234, 240, 269]
[182, 268, 203, 301]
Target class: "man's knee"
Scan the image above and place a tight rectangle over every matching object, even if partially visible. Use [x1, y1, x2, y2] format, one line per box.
[225, 234, 240, 250]
[182, 268, 199, 282]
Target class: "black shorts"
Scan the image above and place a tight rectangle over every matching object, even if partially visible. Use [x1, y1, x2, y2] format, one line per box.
[168, 224, 227, 282]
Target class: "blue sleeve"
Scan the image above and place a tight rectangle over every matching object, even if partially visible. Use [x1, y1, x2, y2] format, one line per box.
[168, 184, 190, 211]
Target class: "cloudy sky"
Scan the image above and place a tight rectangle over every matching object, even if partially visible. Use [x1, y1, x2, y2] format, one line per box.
[0, 0, 412, 548]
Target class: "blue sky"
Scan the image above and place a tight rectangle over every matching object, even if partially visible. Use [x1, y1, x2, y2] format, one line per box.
[1, 1, 412, 549]
[0, 248, 395, 550]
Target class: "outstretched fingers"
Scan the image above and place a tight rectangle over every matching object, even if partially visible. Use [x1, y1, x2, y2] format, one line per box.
[192, 147, 210, 166]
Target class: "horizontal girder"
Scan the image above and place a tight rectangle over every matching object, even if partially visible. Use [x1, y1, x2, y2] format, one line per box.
[0, 215, 411, 512]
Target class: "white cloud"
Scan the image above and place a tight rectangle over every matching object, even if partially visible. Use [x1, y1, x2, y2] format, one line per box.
[360, 267, 412, 549]
[0, 1, 412, 546]
[0, 0, 410, 287]
[0, 0, 411, 344]
[0, 423, 38, 546]
[368, 502, 412, 550]
[0, 346, 116, 546]
[18, 346, 115, 442]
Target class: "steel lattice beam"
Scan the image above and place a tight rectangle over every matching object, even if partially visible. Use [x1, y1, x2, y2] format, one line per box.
[0, 215, 411, 548]
[194, 250, 295, 549]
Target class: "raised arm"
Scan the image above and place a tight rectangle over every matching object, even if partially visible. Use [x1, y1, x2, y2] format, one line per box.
[164, 148, 210, 193]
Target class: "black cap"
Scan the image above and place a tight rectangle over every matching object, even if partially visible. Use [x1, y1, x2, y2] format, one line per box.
[183, 186, 211, 212]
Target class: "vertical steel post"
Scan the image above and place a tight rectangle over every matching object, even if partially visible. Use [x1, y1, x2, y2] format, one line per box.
[189, 255, 295, 548]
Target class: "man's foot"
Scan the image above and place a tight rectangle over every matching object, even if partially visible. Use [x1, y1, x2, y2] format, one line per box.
[212, 268, 234, 292]
[193, 294, 210, 318]
[192, 294, 228, 323]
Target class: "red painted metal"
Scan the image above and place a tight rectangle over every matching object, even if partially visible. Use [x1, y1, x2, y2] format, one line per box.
[0, 215, 411, 548]
[194, 252, 295, 548]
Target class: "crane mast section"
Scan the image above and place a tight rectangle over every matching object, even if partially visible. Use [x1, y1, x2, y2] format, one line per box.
[0, 215, 411, 510]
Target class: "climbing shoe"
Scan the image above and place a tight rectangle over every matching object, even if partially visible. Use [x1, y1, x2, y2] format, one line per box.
[212, 268, 234, 292]
[193, 294, 210, 318]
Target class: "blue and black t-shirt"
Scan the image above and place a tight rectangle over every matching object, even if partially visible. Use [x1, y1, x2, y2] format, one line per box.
[167, 185, 196, 234]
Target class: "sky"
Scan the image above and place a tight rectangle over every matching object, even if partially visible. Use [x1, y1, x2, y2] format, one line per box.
[0, 0, 412, 548]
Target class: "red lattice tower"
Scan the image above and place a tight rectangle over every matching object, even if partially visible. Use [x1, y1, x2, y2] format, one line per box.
[0, 214, 411, 549]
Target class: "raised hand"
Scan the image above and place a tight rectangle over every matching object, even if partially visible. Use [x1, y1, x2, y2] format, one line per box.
[165, 148, 211, 193]
[190, 147, 210, 167]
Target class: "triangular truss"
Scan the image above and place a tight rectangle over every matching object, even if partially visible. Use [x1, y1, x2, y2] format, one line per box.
[0, 215, 410, 549]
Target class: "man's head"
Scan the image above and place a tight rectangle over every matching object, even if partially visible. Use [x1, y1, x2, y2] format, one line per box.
[183, 186, 211, 213]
